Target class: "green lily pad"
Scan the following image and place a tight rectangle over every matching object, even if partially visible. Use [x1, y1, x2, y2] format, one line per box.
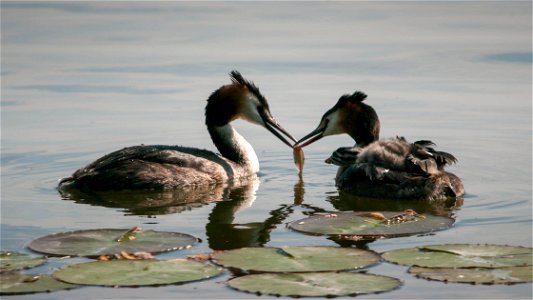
[0, 251, 46, 271]
[27, 228, 199, 257]
[382, 244, 533, 268]
[409, 266, 533, 285]
[420, 244, 532, 257]
[210, 246, 380, 273]
[0, 271, 79, 295]
[53, 259, 223, 286]
[288, 211, 454, 239]
[227, 272, 401, 297]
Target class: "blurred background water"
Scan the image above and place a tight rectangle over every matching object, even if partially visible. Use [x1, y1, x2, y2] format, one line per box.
[1, 2, 532, 299]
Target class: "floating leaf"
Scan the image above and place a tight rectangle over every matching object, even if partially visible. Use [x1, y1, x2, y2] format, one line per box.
[382, 244, 533, 268]
[211, 246, 379, 273]
[0, 271, 78, 295]
[27, 228, 198, 257]
[288, 211, 454, 239]
[420, 244, 533, 257]
[409, 266, 532, 285]
[53, 259, 223, 286]
[0, 251, 46, 271]
[227, 272, 401, 297]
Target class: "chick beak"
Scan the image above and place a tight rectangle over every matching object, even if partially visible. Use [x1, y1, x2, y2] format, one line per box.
[295, 122, 326, 148]
[262, 114, 296, 148]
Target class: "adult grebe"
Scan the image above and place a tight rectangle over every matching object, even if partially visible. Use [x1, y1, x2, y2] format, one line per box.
[295, 91, 464, 200]
[59, 71, 295, 191]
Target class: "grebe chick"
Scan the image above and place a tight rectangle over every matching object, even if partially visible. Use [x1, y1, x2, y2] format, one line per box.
[295, 91, 464, 200]
[59, 71, 295, 191]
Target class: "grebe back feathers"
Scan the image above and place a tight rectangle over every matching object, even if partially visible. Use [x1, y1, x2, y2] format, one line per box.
[296, 91, 464, 200]
[59, 71, 295, 191]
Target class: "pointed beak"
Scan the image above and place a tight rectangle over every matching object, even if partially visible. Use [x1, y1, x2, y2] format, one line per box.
[295, 122, 326, 148]
[263, 114, 296, 148]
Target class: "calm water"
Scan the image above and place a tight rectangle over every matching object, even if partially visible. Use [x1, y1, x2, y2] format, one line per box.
[1, 2, 532, 299]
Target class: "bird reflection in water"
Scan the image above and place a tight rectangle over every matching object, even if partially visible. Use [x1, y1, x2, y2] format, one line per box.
[59, 181, 231, 216]
[205, 175, 330, 250]
[60, 174, 463, 250]
[207, 178, 287, 250]
[59, 176, 321, 250]
[328, 191, 463, 218]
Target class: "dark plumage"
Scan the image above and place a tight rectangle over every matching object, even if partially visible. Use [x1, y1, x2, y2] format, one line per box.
[59, 71, 295, 192]
[296, 92, 464, 201]
[58, 145, 234, 190]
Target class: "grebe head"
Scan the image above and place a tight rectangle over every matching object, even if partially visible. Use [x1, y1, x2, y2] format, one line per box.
[296, 91, 380, 148]
[205, 71, 295, 147]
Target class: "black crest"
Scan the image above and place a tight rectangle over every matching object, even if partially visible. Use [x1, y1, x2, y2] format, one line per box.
[229, 70, 246, 85]
[333, 91, 370, 110]
[229, 70, 267, 105]
[339, 91, 368, 103]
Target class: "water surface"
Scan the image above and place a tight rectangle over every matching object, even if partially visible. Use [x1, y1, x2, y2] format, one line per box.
[1, 2, 532, 299]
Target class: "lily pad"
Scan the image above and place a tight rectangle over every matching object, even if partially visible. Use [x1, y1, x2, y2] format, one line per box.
[288, 211, 454, 239]
[227, 272, 401, 297]
[27, 228, 198, 257]
[409, 266, 532, 285]
[210, 246, 380, 273]
[53, 259, 223, 286]
[382, 244, 533, 268]
[420, 244, 532, 257]
[0, 271, 78, 295]
[0, 251, 46, 271]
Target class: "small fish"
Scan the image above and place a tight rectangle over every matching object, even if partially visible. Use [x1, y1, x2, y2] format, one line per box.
[119, 251, 137, 260]
[98, 251, 153, 261]
[379, 209, 424, 224]
[293, 146, 305, 174]
[362, 212, 386, 220]
[23, 276, 40, 283]
[187, 254, 210, 262]
[115, 226, 143, 243]
[133, 251, 154, 260]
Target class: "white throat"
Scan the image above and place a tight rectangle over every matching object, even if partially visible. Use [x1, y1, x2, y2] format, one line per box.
[214, 124, 260, 174]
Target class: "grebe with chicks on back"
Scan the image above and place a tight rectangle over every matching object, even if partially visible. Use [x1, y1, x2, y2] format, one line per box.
[295, 91, 464, 201]
[59, 71, 295, 191]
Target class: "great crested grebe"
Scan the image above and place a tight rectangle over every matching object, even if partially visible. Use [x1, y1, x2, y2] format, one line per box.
[59, 71, 295, 191]
[295, 91, 464, 200]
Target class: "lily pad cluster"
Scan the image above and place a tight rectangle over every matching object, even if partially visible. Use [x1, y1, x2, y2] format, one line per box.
[3, 216, 532, 297]
[1, 228, 221, 295]
[212, 246, 401, 297]
[382, 244, 533, 284]
[289, 210, 454, 240]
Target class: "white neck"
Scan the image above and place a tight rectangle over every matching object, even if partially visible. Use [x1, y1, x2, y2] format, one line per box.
[208, 124, 260, 174]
